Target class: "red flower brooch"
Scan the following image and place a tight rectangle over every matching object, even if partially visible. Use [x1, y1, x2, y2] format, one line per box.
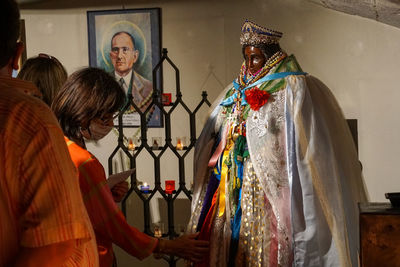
[244, 87, 270, 111]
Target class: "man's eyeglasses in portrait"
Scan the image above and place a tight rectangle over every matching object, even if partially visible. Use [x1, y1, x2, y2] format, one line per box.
[111, 47, 133, 55]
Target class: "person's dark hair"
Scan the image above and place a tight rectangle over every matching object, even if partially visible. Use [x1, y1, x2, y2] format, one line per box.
[0, 0, 20, 68]
[242, 43, 281, 61]
[111, 31, 136, 49]
[18, 54, 68, 106]
[51, 67, 125, 141]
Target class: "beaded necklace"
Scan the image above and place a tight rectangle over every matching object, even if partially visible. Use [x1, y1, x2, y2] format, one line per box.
[226, 50, 287, 135]
[238, 50, 287, 89]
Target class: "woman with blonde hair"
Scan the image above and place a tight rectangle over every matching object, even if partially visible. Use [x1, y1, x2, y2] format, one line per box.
[18, 53, 67, 106]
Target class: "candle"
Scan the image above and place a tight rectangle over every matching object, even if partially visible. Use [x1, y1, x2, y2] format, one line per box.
[165, 180, 175, 194]
[119, 150, 125, 171]
[153, 139, 159, 150]
[128, 138, 135, 150]
[153, 222, 164, 239]
[113, 159, 119, 173]
[176, 138, 183, 150]
[140, 183, 150, 194]
[154, 228, 162, 238]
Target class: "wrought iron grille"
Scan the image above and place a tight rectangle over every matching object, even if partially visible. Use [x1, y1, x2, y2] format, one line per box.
[108, 48, 211, 266]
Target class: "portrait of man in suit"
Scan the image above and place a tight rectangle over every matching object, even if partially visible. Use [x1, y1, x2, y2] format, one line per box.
[110, 31, 153, 113]
[87, 8, 162, 127]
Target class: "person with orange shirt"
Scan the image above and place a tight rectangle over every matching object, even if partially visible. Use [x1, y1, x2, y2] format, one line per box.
[52, 67, 209, 267]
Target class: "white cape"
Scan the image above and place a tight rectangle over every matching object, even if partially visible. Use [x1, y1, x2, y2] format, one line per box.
[189, 74, 367, 266]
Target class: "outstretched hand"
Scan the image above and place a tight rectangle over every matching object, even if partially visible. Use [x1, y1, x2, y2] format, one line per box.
[157, 233, 209, 263]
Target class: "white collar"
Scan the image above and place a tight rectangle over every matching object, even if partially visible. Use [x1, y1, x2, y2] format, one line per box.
[115, 69, 133, 86]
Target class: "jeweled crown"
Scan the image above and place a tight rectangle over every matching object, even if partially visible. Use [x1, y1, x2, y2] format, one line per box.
[240, 20, 282, 46]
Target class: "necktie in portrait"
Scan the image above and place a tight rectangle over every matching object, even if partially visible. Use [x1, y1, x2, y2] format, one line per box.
[119, 77, 127, 95]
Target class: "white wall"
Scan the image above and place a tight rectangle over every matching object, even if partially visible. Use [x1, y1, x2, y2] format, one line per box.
[21, 0, 400, 265]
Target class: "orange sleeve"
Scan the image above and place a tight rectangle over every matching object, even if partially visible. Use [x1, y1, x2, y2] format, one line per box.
[74, 148, 157, 260]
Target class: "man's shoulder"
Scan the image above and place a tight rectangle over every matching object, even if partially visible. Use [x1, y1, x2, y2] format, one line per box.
[0, 76, 45, 105]
[0, 76, 60, 135]
[133, 71, 152, 85]
[132, 71, 152, 93]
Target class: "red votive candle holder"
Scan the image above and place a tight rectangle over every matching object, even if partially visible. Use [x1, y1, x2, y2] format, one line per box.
[162, 93, 172, 105]
[165, 180, 175, 194]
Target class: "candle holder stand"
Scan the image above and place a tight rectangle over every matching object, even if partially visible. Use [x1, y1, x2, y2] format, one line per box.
[108, 48, 211, 267]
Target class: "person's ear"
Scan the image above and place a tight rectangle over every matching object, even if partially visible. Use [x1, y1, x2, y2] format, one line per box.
[11, 42, 24, 70]
[132, 49, 139, 64]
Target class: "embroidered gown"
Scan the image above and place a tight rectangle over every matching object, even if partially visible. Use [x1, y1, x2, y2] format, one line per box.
[188, 54, 367, 267]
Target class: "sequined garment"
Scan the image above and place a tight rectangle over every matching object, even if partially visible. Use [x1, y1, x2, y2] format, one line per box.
[188, 55, 366, 267]
[220, 88, 291, 267]
[188, 56, 300, 267]
[244, 88, 292, 267]
[236, 159, 273, 267]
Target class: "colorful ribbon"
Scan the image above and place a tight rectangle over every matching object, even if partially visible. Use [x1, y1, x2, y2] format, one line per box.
[220, 71, 307, 107]
[218, 149, 230, 217]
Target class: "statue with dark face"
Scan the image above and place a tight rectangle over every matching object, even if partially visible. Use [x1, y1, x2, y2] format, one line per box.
[188, 20, 366, 267]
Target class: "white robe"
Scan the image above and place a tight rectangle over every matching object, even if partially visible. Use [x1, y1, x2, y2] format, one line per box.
[188, 71, 367, 266]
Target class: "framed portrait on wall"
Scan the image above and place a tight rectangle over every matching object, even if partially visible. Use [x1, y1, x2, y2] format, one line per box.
[87, 8, 162, 127]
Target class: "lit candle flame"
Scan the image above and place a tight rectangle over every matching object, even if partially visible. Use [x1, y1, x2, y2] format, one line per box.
[128, 138, 135, 150]
[176, 138, 183, 150]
